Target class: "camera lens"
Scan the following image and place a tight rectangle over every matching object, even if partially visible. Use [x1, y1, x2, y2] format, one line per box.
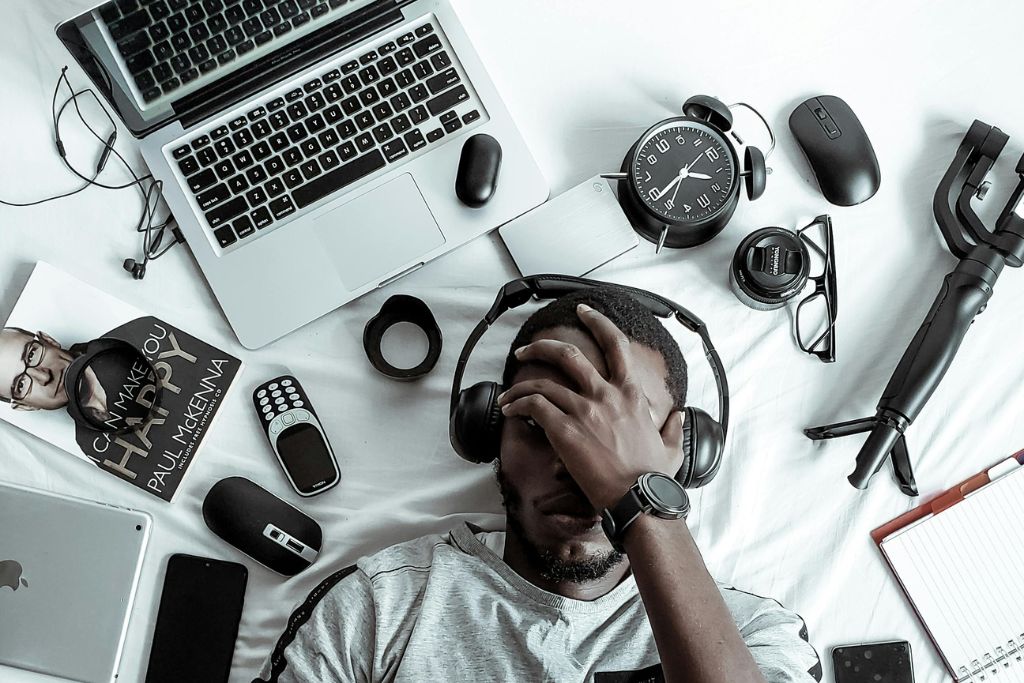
[730, 227, 810, 310]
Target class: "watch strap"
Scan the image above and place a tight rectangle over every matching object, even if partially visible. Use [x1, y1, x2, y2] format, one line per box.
[601, 485, 647, 552]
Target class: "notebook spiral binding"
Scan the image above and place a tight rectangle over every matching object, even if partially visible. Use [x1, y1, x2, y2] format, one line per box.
[958, 634, 1024, 681]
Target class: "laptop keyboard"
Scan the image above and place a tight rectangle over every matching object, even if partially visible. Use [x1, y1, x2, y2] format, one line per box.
[167, 19, 485, 249]
[99, 0, 352, 103]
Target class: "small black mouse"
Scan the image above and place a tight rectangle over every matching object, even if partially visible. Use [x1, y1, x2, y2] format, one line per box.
[202, 477, 322, 577]
[456, 133, 501, 207]
[789, 95, 880, 206]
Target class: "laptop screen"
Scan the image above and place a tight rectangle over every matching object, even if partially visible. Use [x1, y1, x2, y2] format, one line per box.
[56, 0, 409, 136]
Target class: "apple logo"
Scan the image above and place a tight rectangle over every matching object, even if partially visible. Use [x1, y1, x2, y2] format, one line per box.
[0, 560, 29, 591]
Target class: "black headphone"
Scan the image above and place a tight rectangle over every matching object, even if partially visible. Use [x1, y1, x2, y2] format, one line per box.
[448, 275, 730, 489]
[65, 337, 162, 434]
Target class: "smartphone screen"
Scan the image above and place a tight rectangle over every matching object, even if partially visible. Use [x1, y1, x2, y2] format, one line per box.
[833, 641, 914, 683]
[145, 554, 248, 683]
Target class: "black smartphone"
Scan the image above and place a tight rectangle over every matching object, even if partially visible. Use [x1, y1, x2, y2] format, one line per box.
[832, 640, 915, 683]
[145, 553, 248, 683]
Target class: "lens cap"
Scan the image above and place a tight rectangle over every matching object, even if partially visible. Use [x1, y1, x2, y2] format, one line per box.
[730, 227, 810, 310]
[64, 338, 161, 433]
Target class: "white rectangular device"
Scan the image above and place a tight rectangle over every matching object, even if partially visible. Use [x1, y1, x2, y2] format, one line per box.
[58, 0, 548, 349]
[0, 481, 151, 683]
[499, 176, 639, 277]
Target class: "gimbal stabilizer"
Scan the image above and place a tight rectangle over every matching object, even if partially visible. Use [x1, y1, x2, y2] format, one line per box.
[805, 120, 1024, 496]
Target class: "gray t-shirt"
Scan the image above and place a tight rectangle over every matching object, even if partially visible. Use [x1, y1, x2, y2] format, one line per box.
[257, 524, 821, 682]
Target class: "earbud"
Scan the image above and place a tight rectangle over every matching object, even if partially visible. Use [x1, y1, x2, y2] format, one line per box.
[123, 258, 146, 280]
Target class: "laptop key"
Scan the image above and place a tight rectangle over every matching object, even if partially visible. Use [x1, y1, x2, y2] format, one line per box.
[359, 51, 378, 65]
[212, 125, 230, 139]
[372, 123, 393, 144]
[286, 123, 308, 143]
[264, 156, 286, 175]
[343, 97, 362, 117]
[267, 97, 287, 111]
[377, 77, 396, 97]
[246, 186, 267, 207]
[462, 109, 481, 124]
[404, 128, 426, 151]
[191, 135, 211, 150]
[283, 169, 303, 189]
[395, 69, 414, 88]
[338, 141, 357, 161]
[390, 92, 411, 112]
[415, 23, 434, 38]
[247, 106, 267, 121]
[301, 138, 322, 158]
[324, 104, 343, 124]
[426, 85, 469, 117]
[254, 30, 273, 45]
[237, 39, 256, 55]
[300, 159, 322, 180]
[397, 32, 415, 46]
[355, 112, 374, 130]
[292, 149, 386, 209]
[372, 102, 393, 122]
[233, 215, 256, 239]
[341, 75, 361, 94]
[217, 49, 236, 65]
[287, 102, 308, 120]
[443, 118, 462, 134]
[379, 42, 397, 56]
[396, 48, 414, 67]
[270, 111, 290, 130]
[198, 59, 218, 74]
[206, 196, 247, 227]
[412, 61, 433, 80]
[252, 141, 272, 160]
[358, 88, 380, 107]
[197, 147, 218, 167]
[269, 132, 289, 151]
[318, 128, 339, 148]
[426, 68, 460, 95]
[337, 120, 357, 139]
[409, 84, 429, 103]
[378, 56, 397, 76]
[283, 147, 304, 166]
[358, 65, 379, 85]
[214, 159, 236, 179]
[291, 12, 310, 27]
[426, 127, 444, 143]
[413, 34, 441, 59]
[246, 165, 269, 184]
[178, 155, 200, 175]
[341, 59, 359, 74]
[430, 51, 452, 71]
[233, 129, 254, 147]
[391, 114, 410, 134]
[228, 175, 249, 196]
[232, 150, 254, 170]
[273, 23, 291, 37]
[252, 120, 272, 138]
[214, 225, 237, 248]
[109, 10, 149, 41]
[354, 132, 374, 152]
[117, 32, 151, 58]
[172, 144, 192, 159]
[265, 177, 286, 197]
[306, 93, 326, 113]
[319, 150, 340, 170]
[188, 168, 217, 193]
[270, 196, 296, 219]
[311, 2, 329, 17]
[381, 139, 408, 163]
[251, 206, 274, 229]
[214, 138, 236, 157]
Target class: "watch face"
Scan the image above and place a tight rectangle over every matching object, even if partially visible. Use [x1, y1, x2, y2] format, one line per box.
[631, 121, 737, 224]
[641, 473, 688, 512]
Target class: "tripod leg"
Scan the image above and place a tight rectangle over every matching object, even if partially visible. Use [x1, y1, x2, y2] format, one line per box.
[889, 436, 918, 497]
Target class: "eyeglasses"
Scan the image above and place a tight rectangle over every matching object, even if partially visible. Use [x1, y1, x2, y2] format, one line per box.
[794, 215, 837, 363]
[9, 333, 46, 404]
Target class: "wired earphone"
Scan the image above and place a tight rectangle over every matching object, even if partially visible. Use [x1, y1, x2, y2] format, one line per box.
[0, 66, 183, 280]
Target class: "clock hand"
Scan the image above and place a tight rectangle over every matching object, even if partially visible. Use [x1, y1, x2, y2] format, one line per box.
[669, 175, 683, 205]
[688, 172, 712, 180]
[684, 152, 704, 172]
[655, 174, 683, 198]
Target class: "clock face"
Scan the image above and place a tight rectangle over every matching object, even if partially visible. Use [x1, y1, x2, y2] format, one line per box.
[631, 122, 737, 224]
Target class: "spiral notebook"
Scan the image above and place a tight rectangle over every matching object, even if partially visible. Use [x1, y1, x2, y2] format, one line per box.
[873, 450, 1024, 682]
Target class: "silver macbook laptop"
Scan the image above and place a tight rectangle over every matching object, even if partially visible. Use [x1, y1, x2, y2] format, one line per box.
[0, 482, 151, 683]
[57, 0, 548, 349]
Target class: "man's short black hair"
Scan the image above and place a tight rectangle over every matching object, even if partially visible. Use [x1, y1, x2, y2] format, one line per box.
[501, 287, 687, 409]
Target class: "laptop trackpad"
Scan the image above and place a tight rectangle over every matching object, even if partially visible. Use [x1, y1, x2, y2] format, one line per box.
[314, 174, 445, 290]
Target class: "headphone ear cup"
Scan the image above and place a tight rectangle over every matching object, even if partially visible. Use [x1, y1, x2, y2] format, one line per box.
[676, 407, 725, 488]
[449, 381, 504, 464]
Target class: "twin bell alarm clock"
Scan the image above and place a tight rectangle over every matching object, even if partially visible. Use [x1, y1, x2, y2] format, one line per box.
[606, 95, 770, 250]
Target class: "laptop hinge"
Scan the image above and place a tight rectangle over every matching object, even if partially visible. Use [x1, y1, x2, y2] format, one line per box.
[176, 0, 407, 130]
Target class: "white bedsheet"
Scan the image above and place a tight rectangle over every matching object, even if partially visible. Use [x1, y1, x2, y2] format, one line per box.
[2, 1, 1024, 681]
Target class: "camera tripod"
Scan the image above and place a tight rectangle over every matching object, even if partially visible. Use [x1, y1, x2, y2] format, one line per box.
[805, 120, 1024, 496]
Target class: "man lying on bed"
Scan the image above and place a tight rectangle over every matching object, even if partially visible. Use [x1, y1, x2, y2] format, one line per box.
[256, 288, 821, 683]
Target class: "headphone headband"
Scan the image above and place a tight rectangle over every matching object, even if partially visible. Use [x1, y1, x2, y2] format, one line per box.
[65, 337, 162, 434]
[450, 274, 729, 436]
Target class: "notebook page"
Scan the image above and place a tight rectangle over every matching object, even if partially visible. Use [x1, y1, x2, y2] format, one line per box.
[881, 466, 1024, 681]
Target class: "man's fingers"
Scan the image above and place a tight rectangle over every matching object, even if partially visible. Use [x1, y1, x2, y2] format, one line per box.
[513, 339, 604, 394]
[575, 304, 632, 381]
[496, 379, 587, 416]
[500, 393, 569, 438]
[661, 410, 686, 452]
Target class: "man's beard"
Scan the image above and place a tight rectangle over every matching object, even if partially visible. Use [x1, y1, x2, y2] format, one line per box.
[496, 462, 623, 585]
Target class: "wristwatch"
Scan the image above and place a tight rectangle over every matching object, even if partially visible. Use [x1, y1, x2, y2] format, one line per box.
[601, 473, 690, 551]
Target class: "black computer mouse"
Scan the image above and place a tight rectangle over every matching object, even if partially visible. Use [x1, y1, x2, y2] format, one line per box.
[456, 133, 502, 207]
[202, 477, 322, 577]
[789, 95, 880, 206]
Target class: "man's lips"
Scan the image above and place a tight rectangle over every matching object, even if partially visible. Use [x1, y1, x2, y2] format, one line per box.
[537, 491, 599, 518]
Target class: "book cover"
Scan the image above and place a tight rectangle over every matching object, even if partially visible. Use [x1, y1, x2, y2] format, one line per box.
[0, 262, 243, 502]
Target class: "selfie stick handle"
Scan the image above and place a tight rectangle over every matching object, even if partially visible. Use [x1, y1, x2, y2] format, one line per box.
[849, 252, 999, 489]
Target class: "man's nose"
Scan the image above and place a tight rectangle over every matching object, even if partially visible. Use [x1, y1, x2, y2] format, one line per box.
[26, 365, 53, 385]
